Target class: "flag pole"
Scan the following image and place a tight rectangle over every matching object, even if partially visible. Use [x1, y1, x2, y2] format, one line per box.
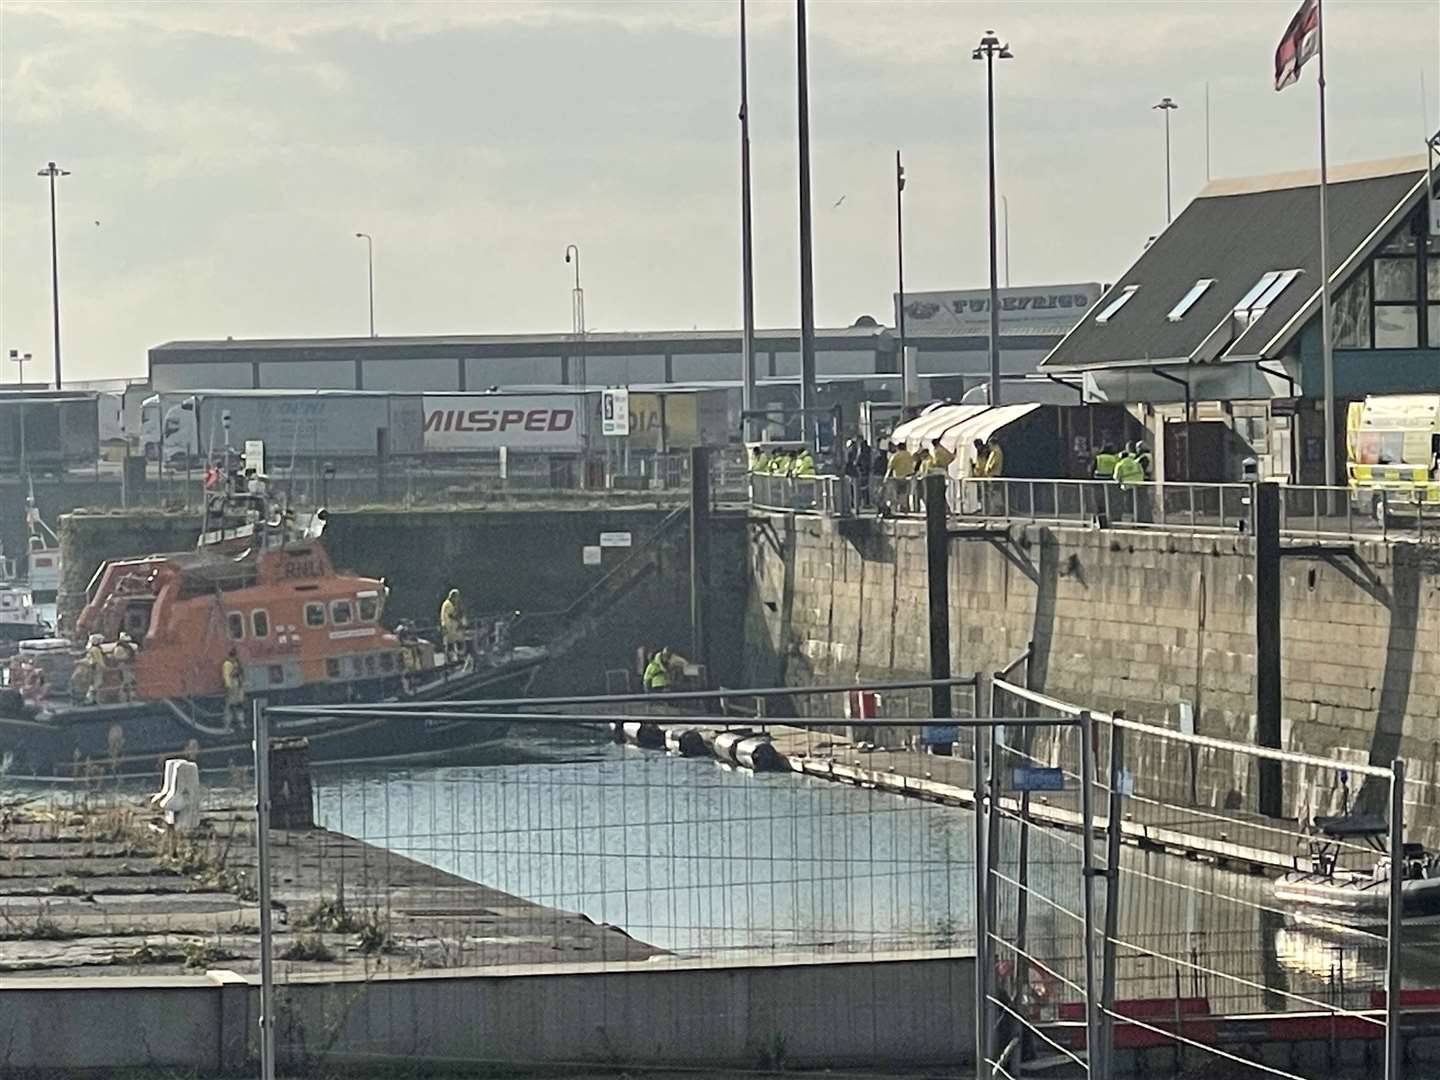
[1316, 0, 1336, 488]
[739, 0, 757, 444]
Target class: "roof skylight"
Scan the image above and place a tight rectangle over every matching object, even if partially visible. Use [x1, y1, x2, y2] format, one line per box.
[1093, 285, 1139, 324]
[1235, 269, 1302, 317]
[1167, 278, 1215, 322]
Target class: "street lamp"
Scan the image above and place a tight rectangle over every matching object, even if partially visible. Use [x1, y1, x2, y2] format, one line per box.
[896, 150, 911, 409]
[9, 350, 34, 481]
[354, 232, 375, 337]
[972, 31, 1012, 406]
[1002, 194, 1010, 288]
[564, 245, 586, 388]
[37, 162, 69, 389]
[1153, 97, 1179, 225]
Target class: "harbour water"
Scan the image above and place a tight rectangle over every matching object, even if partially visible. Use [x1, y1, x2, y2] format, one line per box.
[314, 729, 1440, 1014]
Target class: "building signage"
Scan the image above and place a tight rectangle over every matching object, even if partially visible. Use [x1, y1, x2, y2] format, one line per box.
[422, 394, 585, 452]
[919, 725, 958, 747]
[582, 545, 603, 566]
[599, 531, 632, 548]
[601, 389, 630, 437]
[896, 283, 1103, 336]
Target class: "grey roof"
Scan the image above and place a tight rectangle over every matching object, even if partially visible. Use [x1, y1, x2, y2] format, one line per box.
[1041, 156, 1430, 371]
[151, 325, 891, 359]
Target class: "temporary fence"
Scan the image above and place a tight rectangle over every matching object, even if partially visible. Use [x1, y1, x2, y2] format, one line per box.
[246, 676, 998, 1077]
[987, 675, 1412, 1080]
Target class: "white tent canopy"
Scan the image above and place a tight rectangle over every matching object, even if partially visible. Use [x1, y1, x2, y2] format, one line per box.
[888, 402, 1041, 472]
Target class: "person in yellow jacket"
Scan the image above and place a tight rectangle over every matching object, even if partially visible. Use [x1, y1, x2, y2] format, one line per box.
[82, 634, 107, 704]
[221, 648, 245, 728]
[929, 438, 956, 475]
[973, 438, 1004, 478]
[113, 631, 139, 703]
[1113, 451, 1145, 488]
[439, 588, 466, 662]
[791, 447, 816, 477]
[643, 646, 673, 692]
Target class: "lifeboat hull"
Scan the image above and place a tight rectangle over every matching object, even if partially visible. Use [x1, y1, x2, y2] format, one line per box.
[0, 648, 545, 781]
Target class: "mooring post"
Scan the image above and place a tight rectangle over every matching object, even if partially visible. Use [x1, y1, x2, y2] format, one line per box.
[1385, 757, 1406, 1080]
[690, 446, 711, 676]
[1254, 481, 1283, 817]
[252, 699, 276, 1080]
[924, 473, 952, 736]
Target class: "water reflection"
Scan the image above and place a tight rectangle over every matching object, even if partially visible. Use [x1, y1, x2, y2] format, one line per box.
[314, 738, 1437, 1013]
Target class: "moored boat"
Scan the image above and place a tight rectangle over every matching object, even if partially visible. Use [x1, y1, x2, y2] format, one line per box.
[1273, 813, 1440, 924]
[0, 464, 543, 779]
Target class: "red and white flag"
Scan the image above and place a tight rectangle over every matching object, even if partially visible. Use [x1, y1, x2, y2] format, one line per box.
[1274, 0, 1320, 91]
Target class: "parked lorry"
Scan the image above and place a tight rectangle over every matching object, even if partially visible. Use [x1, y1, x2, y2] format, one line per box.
[141, 390, 424, 466]
[1345, 393, 1440, 522]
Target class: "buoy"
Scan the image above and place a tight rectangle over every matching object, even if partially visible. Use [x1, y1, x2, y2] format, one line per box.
[712, 730, 751, 764]
[665, 728, 707, 757]
[621, 721, 665, 749]
[735, 735, 785, 772]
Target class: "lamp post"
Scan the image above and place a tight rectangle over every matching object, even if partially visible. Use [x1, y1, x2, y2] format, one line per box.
[354, 232, 375, 337]
[37, 162, 69, 389]
[9, 350, 33, 481]
[1153, 97, 1179, 225]
[1002, 194, 1011, 287]
[564, 245, 585, 388]
[972, 31, 1012, 407]
[896, 151, 911, 409]
[795, 0, 817, 449]
[739, 0, 758, 443]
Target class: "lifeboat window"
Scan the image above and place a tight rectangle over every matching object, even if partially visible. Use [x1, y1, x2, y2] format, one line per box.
[358, 595, 379, 622]
[380, 652, 395, 673]
[226, 612, 245, 641]
[326, 657, 340, 679]
[331, 599, 353, 625]
[251, 610, 270, 639]
[304, 602, 326, 628]
[124, 605, 152, 639]
[268, 664, 284, 686]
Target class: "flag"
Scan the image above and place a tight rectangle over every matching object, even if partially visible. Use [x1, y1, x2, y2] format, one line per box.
[1274, 0, 1320, 91]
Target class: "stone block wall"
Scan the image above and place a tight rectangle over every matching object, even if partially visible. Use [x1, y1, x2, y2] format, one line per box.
[745, 513, 1440, 832]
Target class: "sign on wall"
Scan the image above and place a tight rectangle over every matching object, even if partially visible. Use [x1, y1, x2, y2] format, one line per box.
[422, 394, 585, 452]
[601, 389, 630, 437]
[895, 283, 1103, 336]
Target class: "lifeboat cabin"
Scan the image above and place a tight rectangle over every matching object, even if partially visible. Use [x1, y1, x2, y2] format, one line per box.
[75, 541, 403, 705]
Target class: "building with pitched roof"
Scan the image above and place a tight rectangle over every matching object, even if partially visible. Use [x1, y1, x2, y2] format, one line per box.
[1040, 154, 1438, 483]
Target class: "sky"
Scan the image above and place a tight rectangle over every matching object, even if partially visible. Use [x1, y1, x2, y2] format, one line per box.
[1, 0, 1437, 383]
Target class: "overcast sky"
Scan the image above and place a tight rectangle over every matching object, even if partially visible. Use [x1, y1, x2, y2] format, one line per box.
[1, 0, 1436, 383]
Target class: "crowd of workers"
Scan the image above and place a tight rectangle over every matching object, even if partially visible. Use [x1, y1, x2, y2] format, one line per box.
[1091, 441, 1153, 485]
[748, 446, 817, 478]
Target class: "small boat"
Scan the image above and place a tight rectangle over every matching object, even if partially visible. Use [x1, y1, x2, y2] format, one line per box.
[0, 463, 543, 779]
[1273, 813, 1440, 924]
[0, 493, 59, 658]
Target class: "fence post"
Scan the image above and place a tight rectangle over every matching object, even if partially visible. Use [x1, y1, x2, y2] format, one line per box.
[1078, 710, 1103, 1079]
[1100, 717, 1126, 1079]
[1385, 757, 1406, 1080]
[252, 698, 276, 1080]
[973, 720, 989, 1080]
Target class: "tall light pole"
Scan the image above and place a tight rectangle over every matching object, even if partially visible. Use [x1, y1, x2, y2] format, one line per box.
[564, 245, 585, 388]
[354, 232, 375, 337]
[896, 151, 912, 409]
[37, 162, 69, 389]
[9, 351, 33, 481]
[739, 0, 758, 443]
[1002, 194, 1011, 287]
[795, 0, 818, 449]
[973, 31, 1012, 407]
[1153, 97, 1179, 225]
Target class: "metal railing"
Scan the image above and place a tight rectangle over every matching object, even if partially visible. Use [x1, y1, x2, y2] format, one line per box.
[748, 472, 849, 515]
[746, 473, 1440, 541]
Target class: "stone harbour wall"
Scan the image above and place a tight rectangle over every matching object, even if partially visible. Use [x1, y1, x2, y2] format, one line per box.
[745, 513, 1440, 834]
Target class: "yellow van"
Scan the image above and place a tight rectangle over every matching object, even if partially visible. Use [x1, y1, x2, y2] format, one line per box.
[1346, 394, 1440, 521]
